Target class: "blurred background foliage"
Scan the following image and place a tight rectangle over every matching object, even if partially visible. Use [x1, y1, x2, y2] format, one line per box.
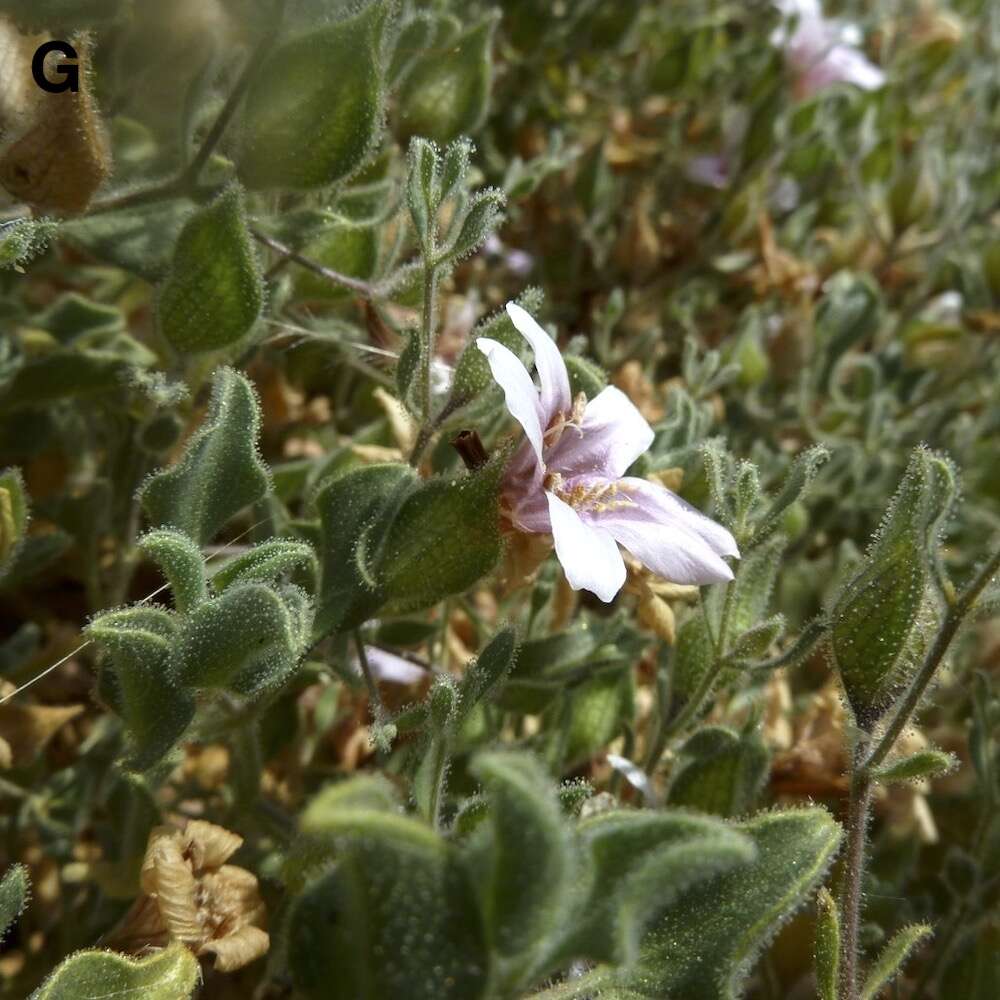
[1, 0, 999, 997]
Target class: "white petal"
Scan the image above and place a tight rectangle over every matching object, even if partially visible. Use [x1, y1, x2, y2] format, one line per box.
[549, 385, 654, 479]
[619, 477, 740, 558]
[505, 302, 572, 426]
[356, 647, 426, 685]
[601, 513, 734, 585]
[477, 337, 544, 464]
[546, 491, 626, 603]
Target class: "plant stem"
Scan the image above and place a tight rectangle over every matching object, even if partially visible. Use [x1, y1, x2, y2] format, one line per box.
[837, 544, 999, 998]
[838, 739, 873, 1000]
[251, 228, 378, 297]
[658, 573, 737, 746]
[353, 631, 384, 725]
[421, 263, 437, 422]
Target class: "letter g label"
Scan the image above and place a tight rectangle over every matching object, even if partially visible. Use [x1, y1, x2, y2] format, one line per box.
[32, 40, 80, 94]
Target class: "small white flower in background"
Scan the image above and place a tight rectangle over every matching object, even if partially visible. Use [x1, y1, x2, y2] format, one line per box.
[477, 303, 738, 603]
[772, 0, 886, 99]
[354, 646, 426, 685]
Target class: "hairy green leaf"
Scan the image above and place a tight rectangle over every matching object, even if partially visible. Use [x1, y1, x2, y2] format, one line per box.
[140, 367, 271, 544]
[30, 941, 199, 1000]
[157, 184, 263, 354]
[860, 924, 932, 1000]
[0, 864, 29, 943]
[396, 13, 498, 143]
[240, 0, 391, 190]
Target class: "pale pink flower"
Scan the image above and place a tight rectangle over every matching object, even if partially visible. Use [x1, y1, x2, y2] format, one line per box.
[477, 303, 738, 602]
[354, 646, 426, 685]
[773, 0, 886, 99]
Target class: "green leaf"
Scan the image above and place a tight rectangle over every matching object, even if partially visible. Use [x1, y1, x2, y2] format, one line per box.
[815, 272, 883, 382]
[379, 454, 504, 614]
[397, 13, 499, 143]
[314, 462, 418, 635]
[288, 808, 488, 1000]
[667, 726, 770, 818]
[671, 613, 714, 702]
[157, 184, 263, 354]
[0, 218, 57, 270]
[0, 350, 130, 413]
[140, 367, 271, 545]
[174, 582, 311, 698]
[406, 137, 439, 248]
[566, 670, 632, 765]
[563, 811, 755, 967]
[0, 467, 29, 573]
[293, 223, 379, 301]
[574, 807, 843, 1000]
[29, 942, 199, 1000]
[749, 445, 829, 547]
[239, 0, 391, 190]
[565, 354, 608, 399]
[831, 447, 956, 728]
[61, 200, 196, 281]
[456, 626, 518, 724]
[872, 748, 958, 784]
[441, 188, 505, 262]
[86, 607, 194, 770]
[210, 538, 317, 593]
[814, 887, 840, 1000]
[860, 924, 932, 1000]
[0, 864, 29, 942]
[468, 751, 573, 968]
[138, 529, 207, 613]
[731, 615, 786, 660]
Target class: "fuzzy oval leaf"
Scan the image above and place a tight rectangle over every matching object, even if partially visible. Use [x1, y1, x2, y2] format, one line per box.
[563, 811, 756, 967]
[379, 455, 504, 614]
[860, 924, 932, 1000]
[831, 448, 955, 728]
[0, 864, 29, 942]
[86, 607, 194, 771]
[872, 748, 958, 784]
[667, 726, 770, 818]
[469, 751, 573, 963]
[157, 185, 263, 354]
[396, 14, 498, 143]
[571, 808, 843, 1000]
[288, 812, 488, 1000]
[139, 367, 270, 545]
[239, 1, 391, 190]
[30, 941, 199, 1000]
[314, 462, 419, 636]
[175, 582, 310, 697]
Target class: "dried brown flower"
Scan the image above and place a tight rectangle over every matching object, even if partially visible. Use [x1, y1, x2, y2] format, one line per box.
[109, 820, 268, 973]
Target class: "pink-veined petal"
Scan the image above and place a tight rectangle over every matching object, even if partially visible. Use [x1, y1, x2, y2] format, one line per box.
[548, 385, 655, 479]
[546, 491, 626, 602]
[618, 477, 740, 558]
[599, 512, 734, 585]
[477, 337, 545, 465]
[505, 302, 571, 427]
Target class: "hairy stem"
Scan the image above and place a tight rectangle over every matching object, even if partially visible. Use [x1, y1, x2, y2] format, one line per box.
[252, 229, 378, 297]
[838, 741, 873, 1000]
[353, 631, 384, 726]
[838, 544, 999, 998]
[658, 572, 737, 745]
